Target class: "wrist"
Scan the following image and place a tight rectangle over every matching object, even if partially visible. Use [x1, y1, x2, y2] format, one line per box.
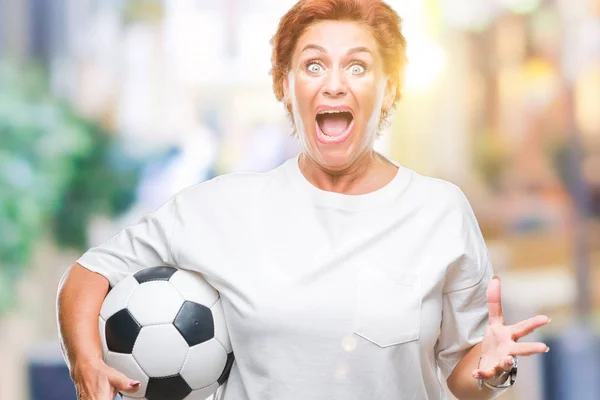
[71, 355, 103, 376]
[485, 370, 510, 387]
[477, 356, 518, 391]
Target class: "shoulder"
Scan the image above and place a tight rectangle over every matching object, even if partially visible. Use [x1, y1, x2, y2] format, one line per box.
[405, 169, 470, 215]
[408, 174, 491, 291]
[171, 162, 287, 208]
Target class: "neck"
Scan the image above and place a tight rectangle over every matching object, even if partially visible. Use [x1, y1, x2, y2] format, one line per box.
[298, 150, 397, 195]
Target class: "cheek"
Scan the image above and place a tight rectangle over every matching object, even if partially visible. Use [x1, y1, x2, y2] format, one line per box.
[293, 76, 320, 107]
[355, 92, 379, 119]
[355, 80, 386, 118]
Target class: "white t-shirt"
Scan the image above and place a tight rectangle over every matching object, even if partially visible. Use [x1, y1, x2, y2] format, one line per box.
[77, 153, 494, 400]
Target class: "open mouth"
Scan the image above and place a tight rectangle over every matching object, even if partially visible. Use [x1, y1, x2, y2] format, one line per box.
[315, 108, 354, 144]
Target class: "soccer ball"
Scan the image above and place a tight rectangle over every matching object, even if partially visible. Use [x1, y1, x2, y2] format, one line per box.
[98, 266, 234, 400]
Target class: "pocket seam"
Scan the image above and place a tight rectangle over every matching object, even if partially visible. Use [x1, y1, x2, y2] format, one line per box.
[354, 272, 422, 347]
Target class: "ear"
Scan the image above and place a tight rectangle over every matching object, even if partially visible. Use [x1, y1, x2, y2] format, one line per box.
[283, 75, 290, 102]
[382, 78, 397, 111]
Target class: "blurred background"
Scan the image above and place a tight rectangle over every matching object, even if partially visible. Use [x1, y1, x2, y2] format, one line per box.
[1, 0, 599, 399]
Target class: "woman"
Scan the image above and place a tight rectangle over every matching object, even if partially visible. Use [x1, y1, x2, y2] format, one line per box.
[57, 1, 551, 399]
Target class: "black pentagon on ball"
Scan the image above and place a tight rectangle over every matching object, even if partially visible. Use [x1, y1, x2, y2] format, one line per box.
[105, 309, 141, 354]
[217, 352, 235, 385]
[133, 266, 178, 284]
[146, 374, 192, 400]
[173, 301, 214, 346]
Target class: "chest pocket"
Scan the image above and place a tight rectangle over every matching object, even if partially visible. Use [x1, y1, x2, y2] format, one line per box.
[353, 268, 422, 347]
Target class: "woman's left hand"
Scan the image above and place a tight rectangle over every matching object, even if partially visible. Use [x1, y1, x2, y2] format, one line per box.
[471, 276, 551, 384]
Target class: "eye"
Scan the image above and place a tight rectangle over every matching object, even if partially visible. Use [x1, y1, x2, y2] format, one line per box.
[306, 62, 324, 74]
[350, 64, 366, 75]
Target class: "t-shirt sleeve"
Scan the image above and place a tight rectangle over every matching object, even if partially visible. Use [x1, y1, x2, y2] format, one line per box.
[435, 186, 494, 380]
[76, 195, 179, 287]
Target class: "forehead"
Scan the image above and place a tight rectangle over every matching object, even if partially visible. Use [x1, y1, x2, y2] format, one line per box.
[294, 20, 378, 56]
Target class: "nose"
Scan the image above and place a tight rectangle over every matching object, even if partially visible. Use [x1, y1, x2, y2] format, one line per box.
[322, 69, 347, 98]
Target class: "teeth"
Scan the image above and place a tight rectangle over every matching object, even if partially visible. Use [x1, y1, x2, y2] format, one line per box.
[318, 109, 351, 115]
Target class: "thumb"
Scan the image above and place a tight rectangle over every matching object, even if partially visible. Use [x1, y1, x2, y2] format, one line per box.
[106, 367, 140, 394]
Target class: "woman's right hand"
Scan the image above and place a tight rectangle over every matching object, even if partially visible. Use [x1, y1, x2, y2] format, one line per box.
[71, 358, 140, 400]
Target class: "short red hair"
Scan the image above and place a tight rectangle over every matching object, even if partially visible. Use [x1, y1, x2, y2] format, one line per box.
[270, 0, 407, 118]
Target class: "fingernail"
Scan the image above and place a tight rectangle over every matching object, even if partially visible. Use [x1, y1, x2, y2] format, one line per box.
[545, 347, 550, 353]
[130, 381, 140, 387]
[547, 317, 552, 323]
[493, 275, 500, 281]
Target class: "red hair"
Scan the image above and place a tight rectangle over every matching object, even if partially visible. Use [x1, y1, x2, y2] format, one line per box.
[270, 0, 407, 118]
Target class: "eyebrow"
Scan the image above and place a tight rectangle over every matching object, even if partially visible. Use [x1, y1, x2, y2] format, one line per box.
[300, 44, 373, 56]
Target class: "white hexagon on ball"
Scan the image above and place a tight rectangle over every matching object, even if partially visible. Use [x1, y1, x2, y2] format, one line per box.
[180, 338, 227, 390]
[184, 382, 220, 400]
[100, 275, 139, 320]
[169, 269, 219, 307]
[127, 281, 184, 326]
[133, 324, 189, 378]
[211, 298, 232, 353]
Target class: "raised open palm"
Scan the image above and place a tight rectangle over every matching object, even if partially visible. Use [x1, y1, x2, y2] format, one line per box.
[472, 276, 551, 383]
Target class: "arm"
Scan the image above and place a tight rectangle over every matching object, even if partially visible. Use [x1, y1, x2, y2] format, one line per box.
[56, 194, 183, 399]
[446, 277, 551, 400]
[57, 263, 140, 398]
[57, 263, 109, 371]
[437, 186, 548, 399]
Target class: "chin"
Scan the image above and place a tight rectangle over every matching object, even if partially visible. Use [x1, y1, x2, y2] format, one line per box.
[311, 141, 359, 169]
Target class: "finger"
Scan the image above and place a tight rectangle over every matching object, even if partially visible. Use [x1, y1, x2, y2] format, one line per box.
[472, 365, 499, 381]
[511, 315, 551, 340]
[487, 276, 504, 324]
[471, 355, 514, 380]
[499, 355, 515, 372]
[512, 341, 550, 356]
[106, 369, 140, 394]
[96, 379, 123, 400]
